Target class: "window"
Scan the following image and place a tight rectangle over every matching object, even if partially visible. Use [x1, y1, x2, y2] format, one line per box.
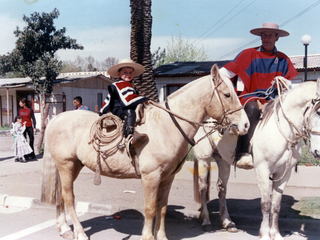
[166, 84, 185, 100]
[16, 91, 40, 113]
[97, 93, 103, 109]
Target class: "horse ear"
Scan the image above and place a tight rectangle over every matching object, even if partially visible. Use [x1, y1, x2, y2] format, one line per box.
[210, 64, 220, 79]
[317, 76, 320, 98]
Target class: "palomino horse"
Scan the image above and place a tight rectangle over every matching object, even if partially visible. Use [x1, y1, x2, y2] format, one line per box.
[40, 64, 249, 240]
[193, 77, 320, 240]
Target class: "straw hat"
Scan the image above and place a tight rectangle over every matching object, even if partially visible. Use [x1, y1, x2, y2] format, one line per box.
[250, 22, 289, 37]
[107, 59, 145, 78]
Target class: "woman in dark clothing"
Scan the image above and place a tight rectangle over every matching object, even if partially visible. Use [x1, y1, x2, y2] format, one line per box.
[18, 98, 37, 160]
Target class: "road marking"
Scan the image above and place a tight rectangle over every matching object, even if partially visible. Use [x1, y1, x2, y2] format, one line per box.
[0, 213, 85, 240]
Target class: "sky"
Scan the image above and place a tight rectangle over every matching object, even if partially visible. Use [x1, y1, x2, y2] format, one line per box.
[0, 0, 320, 63]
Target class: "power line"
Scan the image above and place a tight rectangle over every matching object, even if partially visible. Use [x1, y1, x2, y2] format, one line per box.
[192, 0, 245, 45]
[217, 0, 320, 60]
[199, 0, 257, 44]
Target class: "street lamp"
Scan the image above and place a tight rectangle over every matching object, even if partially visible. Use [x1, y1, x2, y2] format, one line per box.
[301, 35, 311, 81]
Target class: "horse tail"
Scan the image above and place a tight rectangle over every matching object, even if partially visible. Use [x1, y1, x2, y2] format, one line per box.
[40, 133, 62, 205]
[193, 156, 201, 203]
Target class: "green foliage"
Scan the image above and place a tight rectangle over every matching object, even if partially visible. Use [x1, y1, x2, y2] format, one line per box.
[186, 144, 320, 166]
[165, 34, 208, 64]
[14, 8, 83, 63]
[151, 47, 166, 68]
[0, 8, 83, 94]
[152, 34, 209, 68]
[299, 145, 320, 166]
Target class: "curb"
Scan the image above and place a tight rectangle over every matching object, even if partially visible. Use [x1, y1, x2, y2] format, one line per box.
[0, 194, 145, 216]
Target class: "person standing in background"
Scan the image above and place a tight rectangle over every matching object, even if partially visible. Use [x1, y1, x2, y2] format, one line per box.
[18, 98, 37, 160]
[73, 96, 90, 110]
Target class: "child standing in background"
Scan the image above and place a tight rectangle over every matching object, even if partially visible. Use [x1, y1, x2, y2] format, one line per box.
[11, 116, 33, 163]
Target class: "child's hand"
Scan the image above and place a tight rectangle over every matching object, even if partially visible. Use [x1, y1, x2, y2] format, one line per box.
[23, 121, 27, 125]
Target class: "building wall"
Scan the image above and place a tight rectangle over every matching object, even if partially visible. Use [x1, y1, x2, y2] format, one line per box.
[155, 71, 320, 102]
[0, 77, 111, 127]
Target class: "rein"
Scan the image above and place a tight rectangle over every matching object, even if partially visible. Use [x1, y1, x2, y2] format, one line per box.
[152, 76, 243, 177]
[165, 101, 196, 146]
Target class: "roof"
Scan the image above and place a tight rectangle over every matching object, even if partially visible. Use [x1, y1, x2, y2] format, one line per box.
[153, 54, 320, 77]
[153, 60, 230, 77]
[290, 54, 320, 71]
[0, 72, 114, 88]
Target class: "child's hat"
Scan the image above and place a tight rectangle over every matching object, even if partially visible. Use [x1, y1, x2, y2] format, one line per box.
[107, 59, 145, 78]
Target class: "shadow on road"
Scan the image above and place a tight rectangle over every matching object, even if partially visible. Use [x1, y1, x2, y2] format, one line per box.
[206, 195, 320, 239]
[71, 195, 320, 239]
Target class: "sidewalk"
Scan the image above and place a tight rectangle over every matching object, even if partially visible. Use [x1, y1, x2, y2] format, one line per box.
[0, 133, 320, 237]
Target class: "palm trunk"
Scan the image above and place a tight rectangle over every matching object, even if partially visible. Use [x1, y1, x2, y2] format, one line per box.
[130, 0, 159, 102]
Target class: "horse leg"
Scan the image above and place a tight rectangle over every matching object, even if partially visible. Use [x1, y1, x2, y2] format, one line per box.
[141, 171, 161, 240]
[193, 155, 212, 231]
[154, 176, 175, 240]
[57, 159, 87, 240]
[215, 155, 238, 232]
[255, 163, 272, 240]
[269, 173, 291, 240]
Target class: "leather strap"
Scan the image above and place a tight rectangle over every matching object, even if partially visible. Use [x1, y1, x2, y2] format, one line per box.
[165, 101, 195, 146]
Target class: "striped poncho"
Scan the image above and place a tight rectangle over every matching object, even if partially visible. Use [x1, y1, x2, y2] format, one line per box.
[224, 47, 298, 105]
[99, 80, 148, 117]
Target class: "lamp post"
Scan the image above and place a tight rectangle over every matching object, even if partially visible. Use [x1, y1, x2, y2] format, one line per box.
[301, 35, 311, 81]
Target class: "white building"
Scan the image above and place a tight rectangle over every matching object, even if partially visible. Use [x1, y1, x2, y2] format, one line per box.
[0, 72, 114, 128]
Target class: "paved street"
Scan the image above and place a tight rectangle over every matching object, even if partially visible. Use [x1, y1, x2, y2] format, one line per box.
[0, 133, 320, 239]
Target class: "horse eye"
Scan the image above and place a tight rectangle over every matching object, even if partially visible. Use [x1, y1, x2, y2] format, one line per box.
[224, 93, 231, 98]
[317, 109, 320, 116]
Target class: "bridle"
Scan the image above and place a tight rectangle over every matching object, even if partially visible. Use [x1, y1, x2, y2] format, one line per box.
[164, 75, 244, 147]
[205, 77, 244, 127]
[270, 78, 320, 181]
[162, 75, 244, 176]
[304, 97, 320, 138]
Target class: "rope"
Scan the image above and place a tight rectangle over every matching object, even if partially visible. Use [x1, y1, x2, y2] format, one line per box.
[89, 113, 124, 155]
[89, 113, 124, 185]
[270, 77, 307, 182]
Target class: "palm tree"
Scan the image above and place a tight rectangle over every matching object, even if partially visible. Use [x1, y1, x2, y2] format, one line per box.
[130, 0, 159, 102]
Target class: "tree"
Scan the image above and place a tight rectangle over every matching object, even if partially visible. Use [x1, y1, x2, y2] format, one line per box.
[151, 47, 166, 69]
[130, 0, 159, 102]
[101, 57, 119, 71]
[153, 34, 209, 67]
[60, 60, 82, 73]
[1, 8, 83, 152]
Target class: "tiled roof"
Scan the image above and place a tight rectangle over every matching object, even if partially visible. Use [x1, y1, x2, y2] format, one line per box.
[289, 54, 320, 70]
[153, 54, 320, 76]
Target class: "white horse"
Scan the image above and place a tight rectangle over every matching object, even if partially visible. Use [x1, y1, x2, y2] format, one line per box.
[193, 77, 320, 240]
[40, 64, 249, 240]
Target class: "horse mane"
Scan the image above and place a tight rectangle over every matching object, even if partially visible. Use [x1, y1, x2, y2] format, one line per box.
[259, 93, 285, 128]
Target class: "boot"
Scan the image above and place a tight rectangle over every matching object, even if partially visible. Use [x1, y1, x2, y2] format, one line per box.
[131, 131, 148, 148]
[236, 153, 253, 169]
[20, 157, 27, 163]
[234, 101, 260, 170]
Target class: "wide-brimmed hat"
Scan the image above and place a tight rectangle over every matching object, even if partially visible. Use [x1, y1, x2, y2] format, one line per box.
[250, 22, 289, 37]
[107, 59, 145, 78]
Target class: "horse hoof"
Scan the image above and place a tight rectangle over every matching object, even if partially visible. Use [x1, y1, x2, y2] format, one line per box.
[226, 222, 238, 233]
[202, 224, 212, 232]
[226, 226, 238, 233]
[61, 230, 75, 239]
